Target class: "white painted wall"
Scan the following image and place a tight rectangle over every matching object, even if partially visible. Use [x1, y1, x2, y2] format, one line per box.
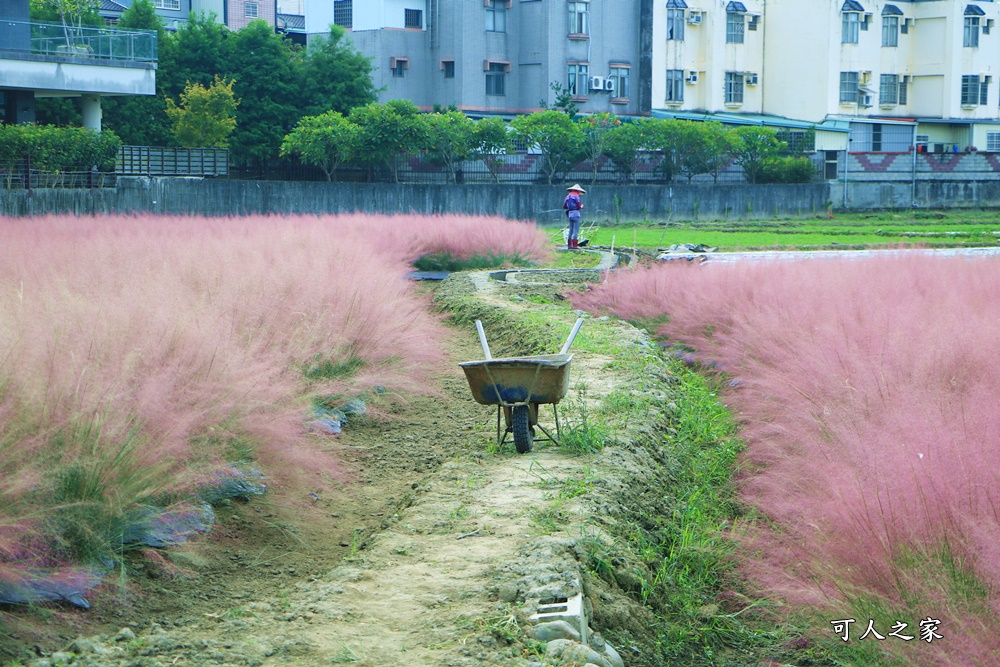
[651, 0, 763, 113]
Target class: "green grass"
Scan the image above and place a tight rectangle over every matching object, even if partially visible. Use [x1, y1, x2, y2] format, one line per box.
[581, 210, 1000, 252]
[413, 251, 533, 272]
[303, 353, 366, 381]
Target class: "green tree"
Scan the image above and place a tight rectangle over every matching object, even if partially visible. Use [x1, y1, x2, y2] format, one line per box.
[693, 122, 737, 184]
[348, 100, 429, 182]
[425, 111, 476, 184]
[29, 0, 102, 40]
[603, 118, 651, 184]
[300, 26, 378, 117]
[540, 81, 579, 118]
[471, 116, 510, 184]
[280, 111, 358, 181]
[168, 12, 231, 96]
[675, 121, 733, 183]
[165, 76, 239, 147]
[637, 118, 688, 183]
[578, 112, 619, 185]
[226, 20, 301, 167]
[101, 0, 173, 146]
[510, 110, 585, 185]
[731, 126, 786, 184]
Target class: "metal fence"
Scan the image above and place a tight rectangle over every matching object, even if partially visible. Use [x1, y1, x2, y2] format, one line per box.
[0, 19, 157, 62]
[0, 160, 117, 190]
[117, 146, 229, 177]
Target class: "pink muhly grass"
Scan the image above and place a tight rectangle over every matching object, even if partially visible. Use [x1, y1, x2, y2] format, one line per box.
[0, 212, 544, 569]
[573, 255, 1000, 664]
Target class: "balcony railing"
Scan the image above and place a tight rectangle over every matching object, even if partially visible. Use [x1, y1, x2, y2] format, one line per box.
[0, 19, 157, 63]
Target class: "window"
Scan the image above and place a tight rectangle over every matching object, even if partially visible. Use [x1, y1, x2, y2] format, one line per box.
[961, 74, 983, 105]
[333, 0, 352, 28]
[882, 16, 898, 46]
[840, 71, 859, 103]
[965, 16, 980, 47]
[391, 58, 408, 77]
[667, 8, 685, 40]
[725, 71, 744, 104]
[568, 2, 589, 35]
[567, 62, 589, 96]
[843, 12, 860, 43]
[153, 0, 180, 9]
[899, 76, 909, 104]
[486, 62, 506, 96]
[726, 11, 745, 43]
[880, 74, 898, 105]
[244, 2, 258, 17]
[983, 76, 991, 105]
[486, 1, 506, 32]
[610, 66, 630, 98]
[987, 131, 1000, 151]
[404, 8, 423, 29]
[665, 69, 684, 102]
[442, 60, 455, 78]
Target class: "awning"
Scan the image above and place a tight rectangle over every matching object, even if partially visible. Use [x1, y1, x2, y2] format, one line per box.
[650, 110, 852, 133]
[842, 0, 864, 11]
[726, 1, 747, 12]
[881, 4, 902, 15]
[965, 4, 986, 15]
[666, 0, 688, 7]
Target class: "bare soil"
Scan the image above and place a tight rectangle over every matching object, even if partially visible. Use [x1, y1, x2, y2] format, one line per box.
[2, 268, 667, 667]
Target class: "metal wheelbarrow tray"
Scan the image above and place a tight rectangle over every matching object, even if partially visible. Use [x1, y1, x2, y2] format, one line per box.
[459, 319, 583, 453]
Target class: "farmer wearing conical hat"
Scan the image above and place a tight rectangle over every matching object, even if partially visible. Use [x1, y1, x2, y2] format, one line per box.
[563, 184, 586, 250]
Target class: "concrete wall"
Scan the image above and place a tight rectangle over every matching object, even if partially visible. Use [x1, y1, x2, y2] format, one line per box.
[12, 177, 1000, 217]
[0, 178, 832, 222]
[832, 179, 1000, 210]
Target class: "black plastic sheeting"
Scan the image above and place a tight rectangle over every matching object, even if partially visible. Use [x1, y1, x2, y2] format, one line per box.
[0, 567, 103, 609]
[1, 467, 268, 609]
[308, 397, 368, 436]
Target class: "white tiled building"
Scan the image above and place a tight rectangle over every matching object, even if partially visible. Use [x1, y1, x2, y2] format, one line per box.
[300, 0, 1000, 156]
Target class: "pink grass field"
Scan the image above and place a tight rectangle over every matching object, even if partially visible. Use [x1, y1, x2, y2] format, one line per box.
[0, 212, 548, 566]
[572, 255, 1000, 665]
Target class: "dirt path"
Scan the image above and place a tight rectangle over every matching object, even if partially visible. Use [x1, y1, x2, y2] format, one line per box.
[9, 267, 660, 667]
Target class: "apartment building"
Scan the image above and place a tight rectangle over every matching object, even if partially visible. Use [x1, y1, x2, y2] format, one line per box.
[99, 0, 266, 33]
[652, 0, 764, 115]
[649, 0, 1000, 153]
[304, 0, 651, 117]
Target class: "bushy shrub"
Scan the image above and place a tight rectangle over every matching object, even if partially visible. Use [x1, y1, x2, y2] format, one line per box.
[0, 123, 121, 175]
[757, 155, 817, 184]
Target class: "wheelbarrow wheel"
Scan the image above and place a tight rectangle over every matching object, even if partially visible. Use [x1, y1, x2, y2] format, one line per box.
[511, 404, 533, 453]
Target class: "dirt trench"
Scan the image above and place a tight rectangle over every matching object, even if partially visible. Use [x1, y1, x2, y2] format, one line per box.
[3, 267, 675, 667]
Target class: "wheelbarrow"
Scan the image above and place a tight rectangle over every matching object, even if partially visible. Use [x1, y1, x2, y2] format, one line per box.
[459, 319, 583, 453]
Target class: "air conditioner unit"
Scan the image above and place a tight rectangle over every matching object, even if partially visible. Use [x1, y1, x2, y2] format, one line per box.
[745, 73, 758, 85]
[589, 76, 605, 91]
[686, 72, 699, 84]
[859, 93, 873, 107]
[604, 78, 616, 91]
[687, 12, 702, 24]
[860, 70, 872, 84]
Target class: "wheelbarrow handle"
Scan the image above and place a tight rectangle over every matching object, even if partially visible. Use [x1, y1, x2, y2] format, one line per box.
[475, 320, 493, 360]
[560, 318, 585, 355]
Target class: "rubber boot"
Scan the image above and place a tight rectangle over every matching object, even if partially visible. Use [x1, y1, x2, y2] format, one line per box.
[569, 238, 578, 249]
